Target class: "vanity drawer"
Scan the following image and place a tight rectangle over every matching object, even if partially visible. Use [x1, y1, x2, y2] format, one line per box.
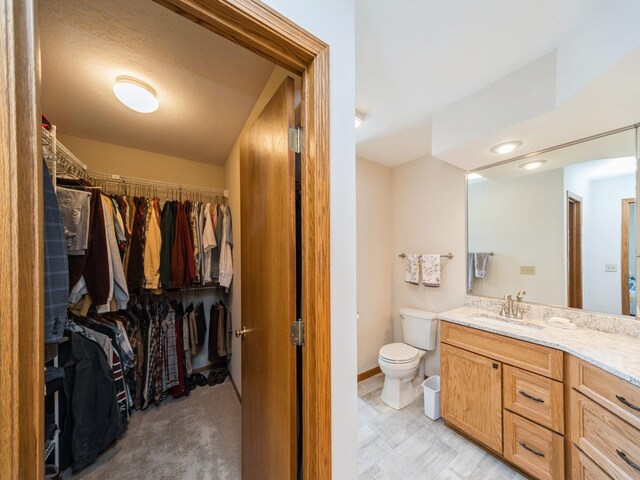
[571, 390, 640, 480]
[570, 356, 640, 431]
[441, 322, 563, 380]
[503, 365, 564, 434]
[572, 445, 613, 480]
[503, 410, 564, 480]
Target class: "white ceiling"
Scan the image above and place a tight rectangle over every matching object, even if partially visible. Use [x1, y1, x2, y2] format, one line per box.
[39, 0, 275, 165]
[355, 0, 640, 169]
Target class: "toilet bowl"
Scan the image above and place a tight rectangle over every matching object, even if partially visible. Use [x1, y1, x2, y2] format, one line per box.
[378, 343, 425, 410]
[378, 308, 438, 410]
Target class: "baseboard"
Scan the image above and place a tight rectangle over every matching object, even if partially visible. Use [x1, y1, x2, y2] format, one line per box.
[229, 373, 241, 403]
[357, 366, 381, 382]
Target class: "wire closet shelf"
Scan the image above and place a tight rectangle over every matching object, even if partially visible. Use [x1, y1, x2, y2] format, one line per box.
[42, 126, 228, 201]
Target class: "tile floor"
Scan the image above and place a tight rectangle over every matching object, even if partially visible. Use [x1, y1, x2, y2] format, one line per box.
[358, 374, 527, 480]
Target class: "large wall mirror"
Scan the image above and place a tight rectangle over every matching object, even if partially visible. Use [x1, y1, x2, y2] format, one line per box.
[467, 127, 638, 317]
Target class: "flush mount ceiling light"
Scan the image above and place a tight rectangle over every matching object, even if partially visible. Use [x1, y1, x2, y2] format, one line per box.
[519, 160, 547, 170]
[113, 76, 159, 113]
[467, 172, 484, 181]
[355, 109, 367, 128]
[490, 141, 522, 155]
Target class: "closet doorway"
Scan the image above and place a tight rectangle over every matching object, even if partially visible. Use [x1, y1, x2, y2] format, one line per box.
[0, 1, 331, 479]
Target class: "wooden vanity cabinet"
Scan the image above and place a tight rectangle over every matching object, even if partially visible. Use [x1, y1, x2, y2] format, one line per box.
[441, 321, 565, 479]
[441, 321, 640, 479]
[570, 356, 640, 480]
[441, 343, 503, 453]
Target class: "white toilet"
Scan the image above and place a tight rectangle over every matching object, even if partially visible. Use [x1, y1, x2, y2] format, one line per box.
[378, 308, 438, 410]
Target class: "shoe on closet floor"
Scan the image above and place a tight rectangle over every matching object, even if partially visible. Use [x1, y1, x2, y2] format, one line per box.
[44, 464, 62, 480]
[194, 373, 208, 386]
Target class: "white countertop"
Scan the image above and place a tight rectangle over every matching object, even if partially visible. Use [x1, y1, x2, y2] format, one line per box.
[438, 306, 640, 387]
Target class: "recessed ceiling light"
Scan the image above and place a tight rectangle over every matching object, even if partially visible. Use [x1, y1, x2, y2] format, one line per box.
[490, 141, 522, 155]
[519, 160, 547, 170]
[467, 172, 483, 181]
[113, 76, 159, 113]
[355, 110, 366, 128]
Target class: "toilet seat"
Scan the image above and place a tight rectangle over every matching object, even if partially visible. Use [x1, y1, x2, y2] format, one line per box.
[378, 342, 421, 364]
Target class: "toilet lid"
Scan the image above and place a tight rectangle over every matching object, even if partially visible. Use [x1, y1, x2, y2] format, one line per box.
[379, 343, 420, 364]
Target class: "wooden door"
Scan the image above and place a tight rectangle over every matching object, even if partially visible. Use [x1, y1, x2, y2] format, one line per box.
[567, 193, 583, 309]
[621, 198, 635, 316]
[441, 343, 503, 453]
[240, 77, 297, 479]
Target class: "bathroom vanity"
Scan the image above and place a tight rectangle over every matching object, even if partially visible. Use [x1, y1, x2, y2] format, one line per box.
[439, 307, 640, 480]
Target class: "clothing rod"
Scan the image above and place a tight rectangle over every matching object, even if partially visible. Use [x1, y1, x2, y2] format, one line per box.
[41, 126, 228, 197]
[398, 252, 454, 260]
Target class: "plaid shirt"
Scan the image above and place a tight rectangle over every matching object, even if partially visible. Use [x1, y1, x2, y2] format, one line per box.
[43, 159, 69, 343]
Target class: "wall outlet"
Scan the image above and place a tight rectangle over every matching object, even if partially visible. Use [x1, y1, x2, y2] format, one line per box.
[605, 264, 617, 273]
[520, 266, 536, 275]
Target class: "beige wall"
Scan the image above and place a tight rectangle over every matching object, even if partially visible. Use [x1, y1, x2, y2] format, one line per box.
[356, 158, 393, 374]
[390, 155, 467, 376]
[224, 67, 291, 396]
[57, 134, 226, 189]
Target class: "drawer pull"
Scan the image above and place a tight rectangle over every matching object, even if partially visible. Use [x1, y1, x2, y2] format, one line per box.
[616, 395, 640, 412]
[518, 390, 544, 403]
[518, 441, 545, 458]
[617, 450, 640, 472]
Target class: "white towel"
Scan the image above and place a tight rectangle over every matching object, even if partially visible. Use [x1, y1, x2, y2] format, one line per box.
[474, 252, 491, 278]
[421, 254, 441, 287]
[467, 252, 474, 294]
[404, 254, 420, 284]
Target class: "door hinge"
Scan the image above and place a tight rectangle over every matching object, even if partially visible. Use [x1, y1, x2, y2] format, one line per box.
[290, 320, 305, 347]
[288, 127, 303, 154]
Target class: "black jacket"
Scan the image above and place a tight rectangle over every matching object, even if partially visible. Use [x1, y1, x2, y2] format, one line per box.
[59, 330, 123, 471]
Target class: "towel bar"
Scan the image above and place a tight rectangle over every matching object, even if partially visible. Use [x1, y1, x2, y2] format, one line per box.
[398, 253, 454, 260]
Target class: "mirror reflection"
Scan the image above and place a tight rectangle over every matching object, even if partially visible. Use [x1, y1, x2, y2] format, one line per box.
[467, 128, 637, 317]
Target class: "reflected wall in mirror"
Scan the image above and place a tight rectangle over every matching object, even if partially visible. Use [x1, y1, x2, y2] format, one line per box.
[467, 128, 637, 317]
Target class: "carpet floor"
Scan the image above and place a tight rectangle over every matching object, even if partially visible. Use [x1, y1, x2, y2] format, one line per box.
[65, 379, 241, 480]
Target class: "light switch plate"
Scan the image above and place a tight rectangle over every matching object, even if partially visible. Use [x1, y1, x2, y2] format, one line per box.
[520, 266, 536, 275]
[605, 264, 617, 272]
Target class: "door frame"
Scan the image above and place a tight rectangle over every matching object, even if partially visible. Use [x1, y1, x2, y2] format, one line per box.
[567, 192, 583, 309]
[0, 0, 332, 478]
[621, 197, 635, 316]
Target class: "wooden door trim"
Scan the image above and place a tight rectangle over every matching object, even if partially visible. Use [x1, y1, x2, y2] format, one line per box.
[6, 0, 332, 478]
[621, 197, 635, 316]
[0, 0, 44, 478]
[567, 192, 583, 309]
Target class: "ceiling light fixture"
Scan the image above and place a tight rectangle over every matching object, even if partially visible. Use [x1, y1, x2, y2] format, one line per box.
[467, 172, 483, 181]
[355, 110, 366, 128]
[519, 160, 547, 170]
[113, 76, 159, 113]
[490, 141, 522, 155]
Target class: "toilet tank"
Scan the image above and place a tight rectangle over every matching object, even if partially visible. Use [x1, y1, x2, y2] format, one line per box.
[400, 308, 438, 351]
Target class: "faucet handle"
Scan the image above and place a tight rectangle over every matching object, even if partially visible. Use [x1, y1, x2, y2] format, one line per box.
[516, 290, 527, 302]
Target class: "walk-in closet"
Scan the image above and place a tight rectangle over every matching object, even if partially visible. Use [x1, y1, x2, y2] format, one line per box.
[39, 1, 295, 478]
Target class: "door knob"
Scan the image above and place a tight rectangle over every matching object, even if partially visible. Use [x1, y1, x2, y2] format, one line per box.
[235, 326, 248, 338]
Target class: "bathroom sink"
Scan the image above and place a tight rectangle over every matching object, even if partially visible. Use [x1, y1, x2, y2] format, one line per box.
[472, 313, 546, 331]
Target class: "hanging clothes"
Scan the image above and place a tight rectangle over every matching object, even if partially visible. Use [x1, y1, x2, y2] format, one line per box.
[43, 160, 69, 344]
[218, 205, 234, 288]
[143, 198, 163, 290]
[159, 200, 175, 289]
[126, 197, 147, 292]
[58, 329, 122, 471]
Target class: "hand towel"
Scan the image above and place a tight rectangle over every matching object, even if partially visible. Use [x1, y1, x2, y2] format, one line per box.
[474, 252, 491, 278]
[404, 254, 420, 284]
[421, 254, 441, 287]
[467, 252, 474, 294]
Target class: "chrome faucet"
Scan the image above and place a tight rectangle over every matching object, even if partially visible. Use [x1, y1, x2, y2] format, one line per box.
[500, 290, 527, 319]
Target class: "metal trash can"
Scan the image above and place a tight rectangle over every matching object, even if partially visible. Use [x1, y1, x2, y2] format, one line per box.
[422, 376, 441, 420]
